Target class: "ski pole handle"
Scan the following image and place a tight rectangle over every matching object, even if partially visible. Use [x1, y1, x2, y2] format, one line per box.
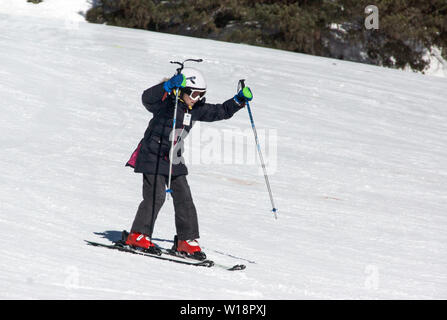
[170, 59, 203, 74]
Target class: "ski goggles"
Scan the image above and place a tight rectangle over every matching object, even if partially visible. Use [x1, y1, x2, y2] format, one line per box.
[184, 88, 206, 101]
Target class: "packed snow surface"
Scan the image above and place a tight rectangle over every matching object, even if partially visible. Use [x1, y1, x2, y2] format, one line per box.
[0, 1, 446, 299]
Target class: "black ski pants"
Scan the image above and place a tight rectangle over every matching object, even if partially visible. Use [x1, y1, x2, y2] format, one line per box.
[130, 174, 199, 240]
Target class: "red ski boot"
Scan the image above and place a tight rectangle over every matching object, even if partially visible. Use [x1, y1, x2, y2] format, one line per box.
[125, 232, 161, 255]
[173, 235, 207, 260]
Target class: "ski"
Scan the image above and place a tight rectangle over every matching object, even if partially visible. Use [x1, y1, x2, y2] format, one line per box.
[85, 240, 214, 268]
[121, 230, 246, 271]
[159, 247, 246, 271]
[85, 240, 246, 271]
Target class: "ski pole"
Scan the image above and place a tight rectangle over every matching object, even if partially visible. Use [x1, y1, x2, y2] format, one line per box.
[166, 59, 202, 199]
[166, 86, 180, 200]
[239, 80, 278, 219]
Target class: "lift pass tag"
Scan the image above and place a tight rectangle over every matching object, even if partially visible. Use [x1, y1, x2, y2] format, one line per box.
[183, 113, 192, 126]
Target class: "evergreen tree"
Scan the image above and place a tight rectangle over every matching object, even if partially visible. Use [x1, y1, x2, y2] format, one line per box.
[85, 0, 447, 72]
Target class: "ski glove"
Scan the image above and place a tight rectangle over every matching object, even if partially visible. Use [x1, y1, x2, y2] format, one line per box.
[234, 87, 253, 105]
[163, 73, 186, 92]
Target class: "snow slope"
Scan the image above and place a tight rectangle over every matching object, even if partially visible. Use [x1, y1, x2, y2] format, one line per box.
[1, 2, 446, 299]
[0, 0, 90, 21]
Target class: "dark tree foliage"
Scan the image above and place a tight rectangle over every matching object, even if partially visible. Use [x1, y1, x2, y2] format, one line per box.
[86, 0, 447, 72]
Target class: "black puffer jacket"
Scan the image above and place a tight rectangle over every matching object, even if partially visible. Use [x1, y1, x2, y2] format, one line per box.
[126, 82, 244, 176]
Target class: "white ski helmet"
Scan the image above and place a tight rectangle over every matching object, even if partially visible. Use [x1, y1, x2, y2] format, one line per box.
[182, 67, 207, 91]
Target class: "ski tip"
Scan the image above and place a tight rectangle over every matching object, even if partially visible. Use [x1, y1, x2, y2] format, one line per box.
[228, 264, 246, 271]
[202, 260, 215, 268]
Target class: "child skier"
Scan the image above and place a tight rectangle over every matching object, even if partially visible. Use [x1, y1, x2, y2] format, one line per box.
[125, 67, 253, 260]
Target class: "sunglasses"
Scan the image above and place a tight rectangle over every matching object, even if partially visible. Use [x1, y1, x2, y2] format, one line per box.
[184, 88, 206, 101]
